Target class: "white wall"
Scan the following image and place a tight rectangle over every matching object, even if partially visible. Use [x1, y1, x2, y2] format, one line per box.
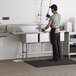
[0, 0, 76, 25]
[0, 0, 36, 24]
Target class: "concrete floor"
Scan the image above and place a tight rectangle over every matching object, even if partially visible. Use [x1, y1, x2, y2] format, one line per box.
[0, 57, 76, 76]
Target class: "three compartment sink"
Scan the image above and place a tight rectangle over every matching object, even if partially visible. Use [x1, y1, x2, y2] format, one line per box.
[8, 25, 50, 43]
[11, 31, 65, 43]
[10, 31, 50, 43]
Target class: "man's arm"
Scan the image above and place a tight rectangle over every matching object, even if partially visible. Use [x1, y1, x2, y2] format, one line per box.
[41, 15, 53, 32]
[41, 22, 51, 32]
[45, 22, 51, 30]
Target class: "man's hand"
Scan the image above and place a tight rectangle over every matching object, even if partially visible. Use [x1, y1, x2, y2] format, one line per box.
[41, 27, 46, 32]
[46, 13, 51, 18]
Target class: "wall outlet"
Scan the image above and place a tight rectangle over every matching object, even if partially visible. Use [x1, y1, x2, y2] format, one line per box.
[2, 17, 10, 20]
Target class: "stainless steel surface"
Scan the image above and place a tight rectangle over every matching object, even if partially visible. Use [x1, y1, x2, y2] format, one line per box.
[8, 25, 39, 34]
[21, 33, 38, 43]
[7, 25, 51, 60]
[0, 25, 7, 37]
[0, 33, 7, 37]
[63, 32, 76, 58]
[0, 25, 7, 33]
[9, 30, 50, 35]
[39, 32, 50, 42]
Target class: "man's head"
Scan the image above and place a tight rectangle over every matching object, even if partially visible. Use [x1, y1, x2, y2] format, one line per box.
[49, 4, 58, 13]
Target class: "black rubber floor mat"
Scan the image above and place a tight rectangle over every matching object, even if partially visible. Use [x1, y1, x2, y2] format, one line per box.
[25, 58, 76, 68]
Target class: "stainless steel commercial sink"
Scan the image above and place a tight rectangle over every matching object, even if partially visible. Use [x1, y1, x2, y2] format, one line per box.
[8, 25, 50, 43]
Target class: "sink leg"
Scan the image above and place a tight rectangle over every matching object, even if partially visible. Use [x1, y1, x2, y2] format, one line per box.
[26, 43, 28, 61]
[22, 42, 24, 59]
[22, 42, 28, 61]
[42, 42, 44, 52]
[61, 41, 63, 58]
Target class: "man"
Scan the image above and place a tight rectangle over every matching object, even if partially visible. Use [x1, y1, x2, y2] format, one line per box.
[41, 4, 61, 61]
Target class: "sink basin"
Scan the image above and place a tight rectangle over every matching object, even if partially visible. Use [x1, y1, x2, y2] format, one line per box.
[8, 24, 50, 35]
[9, 30, 50, 35]
[8, 25, 39, 34]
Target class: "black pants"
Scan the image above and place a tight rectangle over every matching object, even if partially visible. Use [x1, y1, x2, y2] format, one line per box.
[50, 28, 61, 60]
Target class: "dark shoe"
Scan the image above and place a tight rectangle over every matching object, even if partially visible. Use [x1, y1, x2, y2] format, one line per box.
[54, 59, 59, 62]
[55, 58, 61, 62]
[59, 57, 61, 60]
[48, 58, 56, 61]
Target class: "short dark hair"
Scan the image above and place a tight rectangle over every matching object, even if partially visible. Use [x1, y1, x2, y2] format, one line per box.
[50, 4, 58, 11]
